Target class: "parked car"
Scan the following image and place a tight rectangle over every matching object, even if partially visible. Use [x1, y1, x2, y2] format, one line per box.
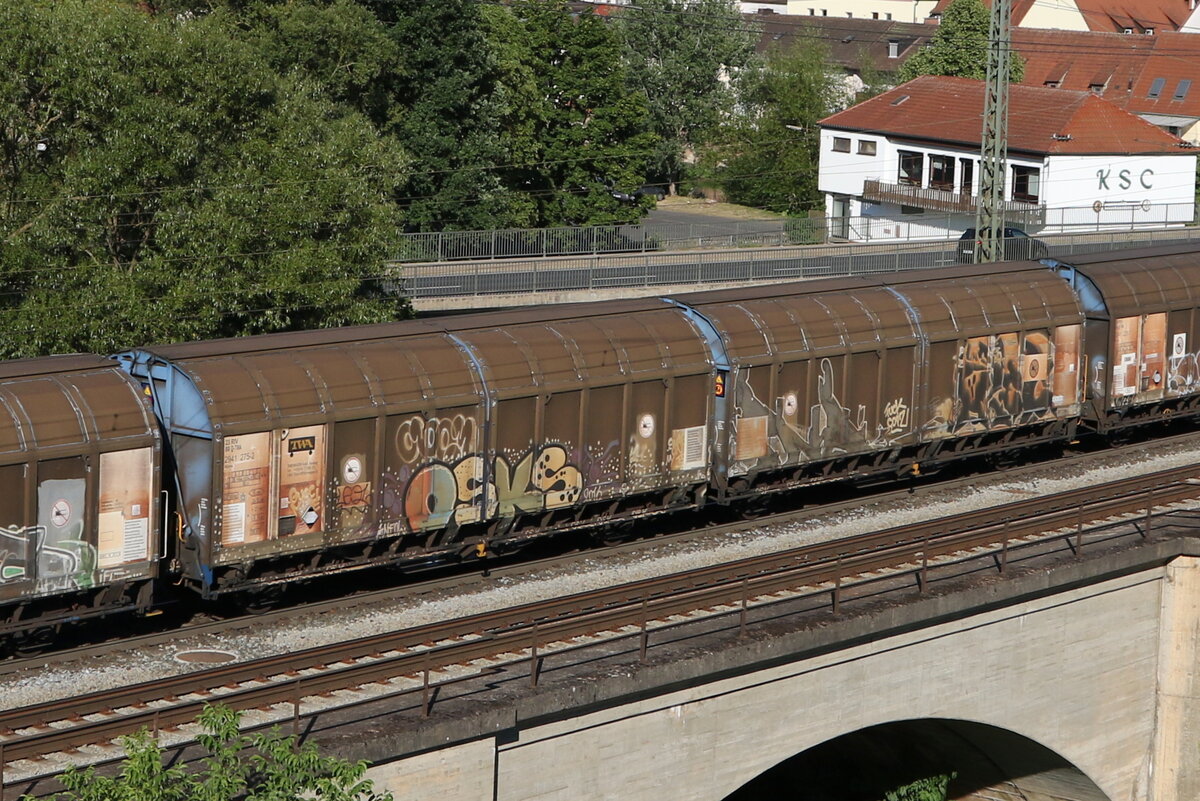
[956, 227, 1049, 263]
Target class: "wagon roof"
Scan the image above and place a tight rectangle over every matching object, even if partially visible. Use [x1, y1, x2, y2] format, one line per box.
[0, 353, 115, 380]
[1065, 243, 1200, 316]
[140, 297, 669, 361]
[671, 261, 1082, 359]
[0, 357, 155, 457]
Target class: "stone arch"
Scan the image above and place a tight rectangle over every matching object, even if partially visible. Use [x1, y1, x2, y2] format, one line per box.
[722, 718, 1111, 801]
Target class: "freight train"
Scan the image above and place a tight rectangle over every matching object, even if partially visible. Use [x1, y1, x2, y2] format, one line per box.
[0, 243, 1197, 653]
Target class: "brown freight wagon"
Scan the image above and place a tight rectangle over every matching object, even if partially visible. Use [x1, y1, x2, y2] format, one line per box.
[1053, 244, 1200, 428]
[671, 260, 1084, 499]
[118, 301, 716, 599]
[0, 355, 161, 653]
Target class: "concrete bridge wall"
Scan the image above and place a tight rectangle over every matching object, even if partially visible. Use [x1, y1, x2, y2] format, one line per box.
[363, 555, 1200, 801]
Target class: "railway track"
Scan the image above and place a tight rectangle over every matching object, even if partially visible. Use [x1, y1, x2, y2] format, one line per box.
[3, 458, 1200, 789]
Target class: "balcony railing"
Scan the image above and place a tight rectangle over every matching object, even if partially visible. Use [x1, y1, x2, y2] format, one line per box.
[863, 179, 1045, 221]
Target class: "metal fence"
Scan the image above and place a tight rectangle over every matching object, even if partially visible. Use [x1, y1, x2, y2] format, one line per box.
[395, 226, 1200, 302]
[395, 201, 1199, 263]
[395, 219, 796, 262]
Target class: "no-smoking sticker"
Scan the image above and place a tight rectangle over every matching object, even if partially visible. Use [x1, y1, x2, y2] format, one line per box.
[51, 499, 71, 528]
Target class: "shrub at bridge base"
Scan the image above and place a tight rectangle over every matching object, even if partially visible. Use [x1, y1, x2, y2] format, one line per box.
[29, 704, 392, 801]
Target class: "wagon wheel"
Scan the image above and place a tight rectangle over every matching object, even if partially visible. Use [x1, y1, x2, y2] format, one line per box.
[10, 626, 55, 659]
[597, 521, 635, 547]
[240, 584, 287, 615]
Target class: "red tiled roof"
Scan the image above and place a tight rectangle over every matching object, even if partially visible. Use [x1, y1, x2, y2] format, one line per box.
[1013, 29, 1200, 118]
[819, 75, 1186, 155]
[1074, 0, 1191, 32]
[929, 0, 1190, 32]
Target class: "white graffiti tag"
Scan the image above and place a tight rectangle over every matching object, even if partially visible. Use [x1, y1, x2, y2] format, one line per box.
[883, 398, 910, 434]
[394, 415, 478, 463]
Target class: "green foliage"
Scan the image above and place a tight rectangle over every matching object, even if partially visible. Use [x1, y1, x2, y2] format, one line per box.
[897, 0, 1024, 83]
[380, 0, 536, 230]
[236, 0, 399, 118]
[506, 1, 656, 226]
[0, 0, 409, 357]
[0, 0, 675, 359]
[709, 37, 841, 214]
[31, 705, 391, 801]
[883, 773, 954, 801]
[617, 0, 758, 191]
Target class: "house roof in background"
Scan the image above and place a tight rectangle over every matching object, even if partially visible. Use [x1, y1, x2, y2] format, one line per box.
[749, 15, 1200, 122]
[927, 0, 1191, 32]
[1014, 29, 1200, 119]
[750, 14, 934, 72]
[1074, 0, 1193, 32]
[819, 75, 1187, 155]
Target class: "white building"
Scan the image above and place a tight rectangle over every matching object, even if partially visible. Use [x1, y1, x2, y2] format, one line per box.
[818, 75, 1198, 241]
[777, 0, 1200, 32]
[785, 0, 935, 22]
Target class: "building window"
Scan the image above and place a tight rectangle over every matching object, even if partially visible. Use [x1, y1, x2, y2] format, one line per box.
[929, 155, 955, 190]
[1012, 165, 1040, 203]
[886, 12, 892, 19]
[872, 11, 879, 18]
[1175, 79, 1192, 100]
[901, 205, 923, 215]
[959, 158, 974, 195]
[1148, 77, 1165, 98]
[887, 40, 900, 58]
[858, 140, 877, 156]
[1123, 27, 1133, 34]
[821, 8, 827, 15]
[1144, 28, 1154, 35]
[898, 150, 923, 186]
[832, 136, 851, 153]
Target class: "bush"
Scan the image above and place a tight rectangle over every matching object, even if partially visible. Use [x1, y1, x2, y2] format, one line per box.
[33, 705, 392, 801]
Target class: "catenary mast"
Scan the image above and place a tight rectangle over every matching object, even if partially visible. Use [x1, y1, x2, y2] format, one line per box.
[974, 0, 1012, 263]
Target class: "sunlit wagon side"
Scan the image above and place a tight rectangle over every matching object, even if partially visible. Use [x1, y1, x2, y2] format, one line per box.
[669, 261, 1084, 498]
[0, 355, 160, 652]
[444, 302, 715, 538]
[1052, 244, 1200, 429]
[117, 300, 716, 600]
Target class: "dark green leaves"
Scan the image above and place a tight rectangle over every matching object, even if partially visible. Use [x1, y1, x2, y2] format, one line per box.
[0, 0, 408, 357]
[37, 705, 392, 801]
[898, 0, 1025, 84]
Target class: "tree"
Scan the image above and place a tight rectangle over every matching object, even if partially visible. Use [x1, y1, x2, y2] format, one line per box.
[709, 37, 841, 215]
[897, 0, 1024, 84]
[379, 0, 527, 230]
[616, 0, 758, 194]
[0, 0, 409, 357]
[32, 705, 392, 801]
[234, 0, 400, 123]
[499, 1, 657, 227]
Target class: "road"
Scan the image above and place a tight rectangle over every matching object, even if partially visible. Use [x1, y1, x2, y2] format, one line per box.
[398, 228, 1200, 305]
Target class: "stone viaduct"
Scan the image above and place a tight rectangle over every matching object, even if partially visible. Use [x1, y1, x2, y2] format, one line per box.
[309, 535, 1200, 801]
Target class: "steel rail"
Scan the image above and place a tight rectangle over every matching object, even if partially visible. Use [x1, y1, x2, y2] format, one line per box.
[0, 461, 1196, 773]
